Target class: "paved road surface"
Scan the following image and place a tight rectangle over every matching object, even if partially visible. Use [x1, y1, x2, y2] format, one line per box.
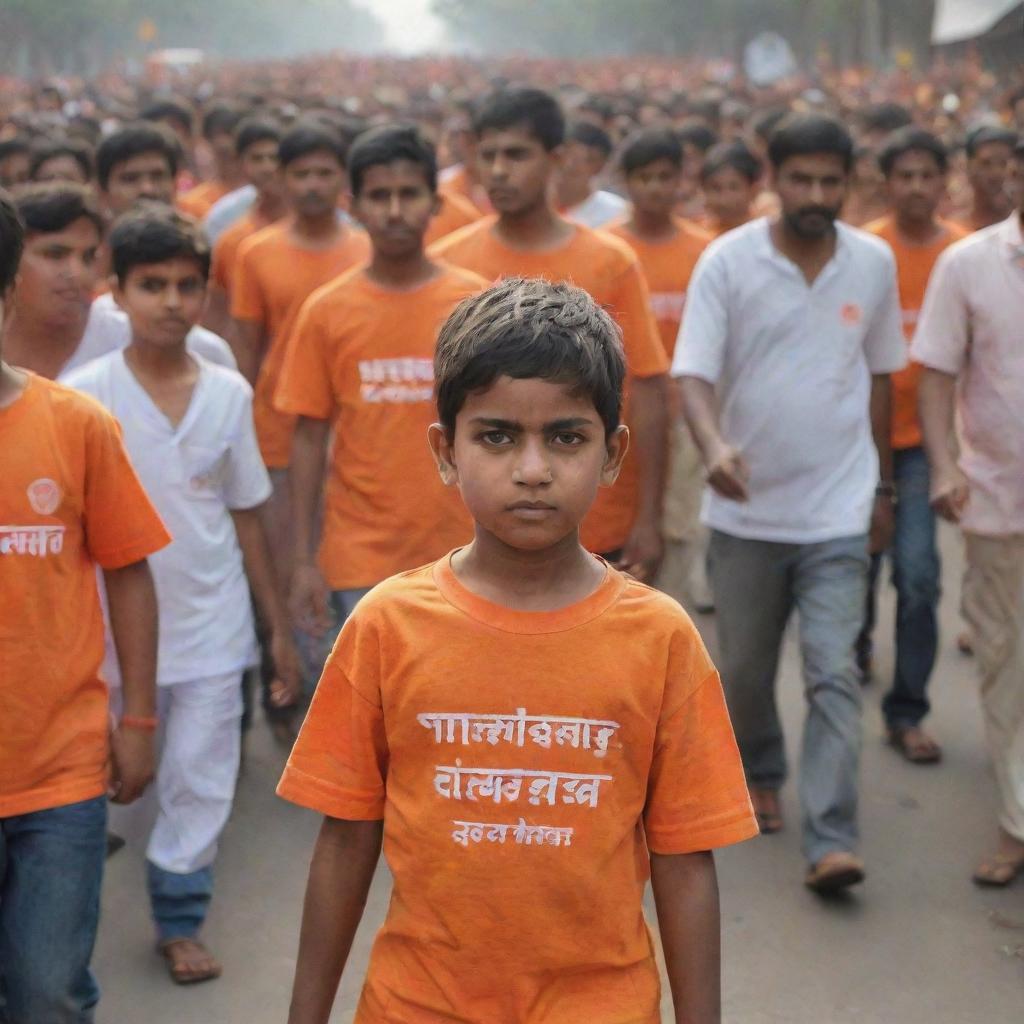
[93, 524, 1024, 1022]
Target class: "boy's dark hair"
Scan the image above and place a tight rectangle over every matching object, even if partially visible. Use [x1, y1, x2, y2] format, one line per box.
[701, 140, 763, 184]
[139, 96, 195, 138]
[0, 190, 25, 294]
[14, 183, 105, 238]
[278, 121, 348, 169]
[878, 127, 948, 177]
[201, 102, 246, 141]
[566, 121, 613, 159]
[348, 124, 437, 197]
[435, 277, 625, 438]
[0, 137, 32, 163]
[96, 122, 182, 190]
[1016, 137, 1024, 160]
[768, 113, 854, 172]
[676, 121, 719, 155]
[749, 107, 789, 145]
[964, 124, 1018, 159]
[473, 88, 566, 151]
[108, 208, 211, 287]
[858, 102, 912, 137]
[29, 137, 95, 182]
[235, 117, 282, 157]
[620, 127, 683, 175]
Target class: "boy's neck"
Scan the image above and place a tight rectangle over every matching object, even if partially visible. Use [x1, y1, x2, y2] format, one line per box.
[494, 201, 574, 250]
[365, 249, 440, 290]
[453, 529, 605, 613]
[893, 210, 943, 246]
[255, 190, 287, 223]
[124, 336, 193, 377]
[627, 207, 677, 241]
[0, 360, 29, 409]
[2, 312, 85, 380]
[557, 179, 593, 211]
[292, 210, 342, 245]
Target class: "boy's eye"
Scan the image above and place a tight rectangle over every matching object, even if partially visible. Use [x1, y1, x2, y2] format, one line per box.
[553, 432, 585, 447]
[479, 430, 512, 446]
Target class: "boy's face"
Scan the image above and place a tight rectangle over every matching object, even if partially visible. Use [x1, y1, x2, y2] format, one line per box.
[112, 257, 206, 349]
[103, 152, 176, 215]
[968, 141, 1013, 206]
[429, 375, 626, 553]
[476, 125, 560, 217]
[703, 165, 758, 227]
[241, 140, 281, 196]
[34, 154, 89, 185]
[559, 141, 605, 193]
[351, 159, 439, 260]
[886, 149, 945, 223]
[773, 152, 848, 239]
[625, 158, 682, 219]
[281, 150, 345, 220]
[17, 217, 101, 328]
[0, 151, 31, 189]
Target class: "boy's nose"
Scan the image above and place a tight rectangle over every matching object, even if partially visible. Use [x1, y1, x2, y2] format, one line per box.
[512, 442, 553, 486]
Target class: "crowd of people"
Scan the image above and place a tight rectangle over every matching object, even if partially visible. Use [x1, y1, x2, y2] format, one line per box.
[1, 46, 1023, 1024]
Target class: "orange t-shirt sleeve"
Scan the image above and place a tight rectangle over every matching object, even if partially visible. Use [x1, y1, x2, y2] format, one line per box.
[643, 628, 758, 855]
[82, 407, 171, 569]
[229, 243, 265, 323]
[611, 257, 670, 379]
[277, 614, 388, 820]
[274, 292, 335, 420]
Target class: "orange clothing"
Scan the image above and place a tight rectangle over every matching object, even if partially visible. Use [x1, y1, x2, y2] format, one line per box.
[431, 218, 668, 554]
[210, 207, 280, 293]
[230, 222, 371, 468]
[608, 218, 713, 358]
[275, 265, 486, 589]
[278, 556, 757, 1023]
[0, 374, 170, 818]
[424, 190, 483, 247]
[439, 163, 491, 215]
[177, 179, 231, 220]
[865, 216, 969, 450]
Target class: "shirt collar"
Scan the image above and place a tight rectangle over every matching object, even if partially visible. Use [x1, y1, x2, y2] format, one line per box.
[997, 212, 1024, 255]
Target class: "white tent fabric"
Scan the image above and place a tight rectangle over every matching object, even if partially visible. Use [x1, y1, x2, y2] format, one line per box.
[932, 0, 1022, 44]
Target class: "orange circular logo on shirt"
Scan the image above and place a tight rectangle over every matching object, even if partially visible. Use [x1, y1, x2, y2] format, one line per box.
[841, 303, 862, 325]
[27, 478, 61, 515]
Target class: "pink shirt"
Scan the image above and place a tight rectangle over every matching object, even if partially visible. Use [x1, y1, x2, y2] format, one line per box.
[911, 214, 1024, 536]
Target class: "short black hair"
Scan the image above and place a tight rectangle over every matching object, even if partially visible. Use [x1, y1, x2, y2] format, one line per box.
[348, 124, 437, 197]
[1015, 138, 1024, 161]
[108, 207, 211, 287]
[676, 120, 719, 155]
[878, 127, 948, 176]
[768, 113, 854, 172]
[201, 102, 246, 141]
[29, 137, 95, 182]
[473, 87, 566, 151]
[619, 127, 683, 175]
[14, 183, 104, 238]
[749, 107, 789, 144]
[0, 189, 25, 294]
[278, 121, 348, 169]
[435, 277, 625, 438]
[234, 117, 282, 157]
[858, 102, 913, 137]
[566, 121, 613, 159]
[0, 137, 32, 163]
[701, 140, 763, 184]
[139, 96, 195, 137]
[96, 122, 182, 190]
[965, 124, 1018, 159]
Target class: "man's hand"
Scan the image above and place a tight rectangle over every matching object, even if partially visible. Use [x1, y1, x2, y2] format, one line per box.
[291, 563, 334, 637]
[108, 727, 155, 805]
[930, 465, 969, 523]
[617, 516, 664, 582]
[270, 629, 303, 708]
[706, 440, 749, 502]
[869, 496, 895, 554]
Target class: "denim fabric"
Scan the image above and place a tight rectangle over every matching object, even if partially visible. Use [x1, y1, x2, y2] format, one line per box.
[147, 860, 214, 943]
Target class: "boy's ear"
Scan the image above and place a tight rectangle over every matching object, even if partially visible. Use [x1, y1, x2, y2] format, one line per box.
[600, 425, 629, 488]
[427, 422, 458, 487]
[431, 192, 442, 216]
[109, 275, 124, 310]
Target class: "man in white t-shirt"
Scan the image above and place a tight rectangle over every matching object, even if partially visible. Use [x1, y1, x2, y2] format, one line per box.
[556, 121, 628, 229]
[674, 114, 905, 893]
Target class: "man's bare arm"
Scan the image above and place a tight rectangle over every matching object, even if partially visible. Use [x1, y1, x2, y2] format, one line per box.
[290, 415, 332, 634]
[918, 367, 967, 521]
[232, 318, 267, 387]
[678, 376, 748, 502]
[868, 374, 894, 553]
[288, 818, 383, 1024]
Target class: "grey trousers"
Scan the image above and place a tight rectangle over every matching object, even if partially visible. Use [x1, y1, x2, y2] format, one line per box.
[708, 529, 869, 863]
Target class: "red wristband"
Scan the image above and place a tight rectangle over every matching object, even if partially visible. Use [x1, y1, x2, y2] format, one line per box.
[119, 714, 159, 732]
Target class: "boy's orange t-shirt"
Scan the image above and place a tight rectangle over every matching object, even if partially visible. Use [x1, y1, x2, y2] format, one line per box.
[865, 216, 969, 450]
[230, 221, 371, 468]
[424, 190, 483, 247]
[608, 217, 713, 358]
[177, 179, 231, 220]
[439, 164, 491, 215]
[0, 375, 170, 818]
[210, 207, 280, 293]
[431, 218, 669, 554]
[278, 557, 757, 1023]
[274, 265, 486, 589]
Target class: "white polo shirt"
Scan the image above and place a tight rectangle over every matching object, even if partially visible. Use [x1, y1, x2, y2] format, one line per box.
[567, 189, 629, 229]
[65, 352, 271, 683]
[911, 214, 1024, 537]
[672, 217, 905, 544]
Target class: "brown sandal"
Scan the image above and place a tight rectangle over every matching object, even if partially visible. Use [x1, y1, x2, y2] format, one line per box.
[887, 726, 942, 765]
[159, 937, 223, 985]
[750, 788, 784, 834]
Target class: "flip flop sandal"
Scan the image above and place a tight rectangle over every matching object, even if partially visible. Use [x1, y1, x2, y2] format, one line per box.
[159, 938, 223, 985]
[887, 726, 942, 765]
[972, 855, 1024, 888]
[755, 810, 784, 834]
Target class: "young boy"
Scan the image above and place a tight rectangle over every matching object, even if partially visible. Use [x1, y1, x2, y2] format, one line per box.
[0, 190, 169, 1021]
[276, 124, 485, 671]
[700, 139, 763, 238]
[65, 208, 301, 985]
[431, 87, 669, 582]
[555, 120, 628, 228]
[96, 122, 182, 217]
[279, 276, 757, 1024]
[177, 102, 247, 219]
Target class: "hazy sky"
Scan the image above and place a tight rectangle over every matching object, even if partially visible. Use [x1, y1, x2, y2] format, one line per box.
[366, 0, 448, 52]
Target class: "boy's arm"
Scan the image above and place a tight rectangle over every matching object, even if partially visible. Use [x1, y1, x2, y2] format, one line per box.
[290, 415, 333, 636]
[230, 505, 301, 705]
[103, 558, 158, 805]
[232, 318, 267, 387]
[651, 850, 721, 1024]
[288, 817, 383, 1024]
[868, 373, 894, 554]
[918, 367, 967, 522]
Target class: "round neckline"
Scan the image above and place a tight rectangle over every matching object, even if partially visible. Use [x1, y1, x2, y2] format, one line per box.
[0, 370, 38, 424]
[432, 550, 626, 635]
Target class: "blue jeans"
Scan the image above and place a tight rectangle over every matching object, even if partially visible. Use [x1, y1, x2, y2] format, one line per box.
[860, 447, 941, 729]
[0, 796, 106, 1024]
[147, 861, 213, 944]
[708, 530, 869, 864]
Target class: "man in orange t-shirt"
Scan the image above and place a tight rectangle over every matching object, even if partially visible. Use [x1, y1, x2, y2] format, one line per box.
[431, 87, 668, 581]
[858, 128, 969, 763]
[277, 125, 485, 672]
[424, 188, 482, 246]
[177, 102, 247, 220]
[0, 192, 169, 1022]
[278, 277, 756, 1024]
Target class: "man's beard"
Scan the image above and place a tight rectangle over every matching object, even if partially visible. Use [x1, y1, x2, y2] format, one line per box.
[784, 205, 839, 239]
